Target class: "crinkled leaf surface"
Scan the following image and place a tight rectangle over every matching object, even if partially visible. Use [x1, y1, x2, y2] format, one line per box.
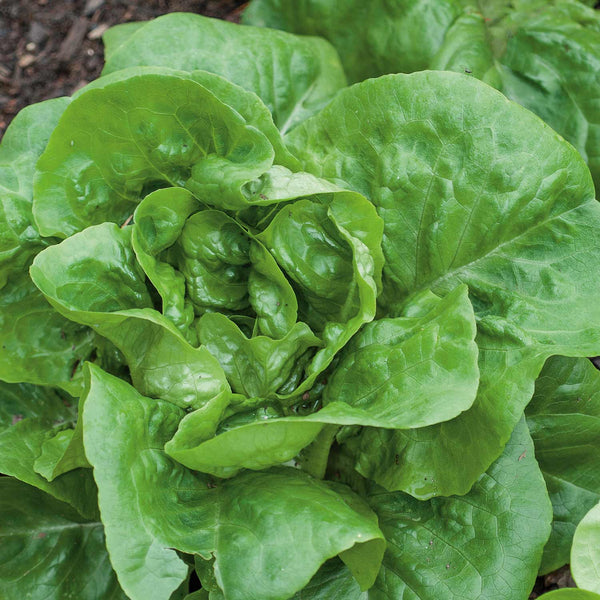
[30, 223, 230, 409]
[366, 419, 552, 599]
[83, 364, 385, 600]
[572, 501, 600, 593]
[166, 286, 477, 477]
[526, 356, 600, 574]
[245, 0, 600, 188]
[0, 97, 66, 285]
[101, 13, 347, 132]
[243, 0, 460, 84]
[0, 98, 96, 393]
[0, 478, 125, 600]
[33, 72, 274, 238]
[286, 71, 600, 497]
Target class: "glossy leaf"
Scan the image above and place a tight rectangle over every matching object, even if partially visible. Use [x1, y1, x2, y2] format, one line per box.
[0, 381, 97, 518]
[0, 478, 125, 600]
[367, 419, 552, 599]
[243, 0, 460, 84]
[0, 97, 67, 286]
[526, 356, 600, 574]
[83, 364, 385, 600]
[572, 501, 600, 593]
[101, 13, 347, 132]
[286, 71, 600, 496]
[245, 0, 600, 187]
[31, 223, 230, 409]
[33, 72, 274, 238]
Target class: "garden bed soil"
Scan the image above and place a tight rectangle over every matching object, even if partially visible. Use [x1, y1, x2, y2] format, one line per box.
[0, 0, 581, 597]
[0, 0, 246, 136]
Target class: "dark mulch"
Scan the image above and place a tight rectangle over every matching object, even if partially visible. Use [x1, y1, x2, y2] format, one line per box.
[0, 0, 247, 136]
[0, 0, 582, 597]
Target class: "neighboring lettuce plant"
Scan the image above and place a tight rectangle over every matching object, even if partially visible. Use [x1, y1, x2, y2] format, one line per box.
[2, 11, 600, 600]
[243, 0, 600, 189]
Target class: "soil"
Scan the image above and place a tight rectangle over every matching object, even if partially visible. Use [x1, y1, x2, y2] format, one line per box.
[0, 0, 583, 597]
[0, 0, 247, 136]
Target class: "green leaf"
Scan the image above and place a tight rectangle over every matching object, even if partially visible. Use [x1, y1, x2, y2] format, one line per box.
[286, 70, 600, 497]
[30, 223, 230, 410]
[0, 98, 67, 286]
[367, 419, 552, 599]
[199, 313, 321, 398]
[536, 591, 600, 600]
[83, 364, 385, 600]
[0, 478, 126, 600]
[243, 0, 460, 84]
[245, 0, 600, 189]
[101, 13, 347, 132]
[290, 559, 367, 599]
[526, 356, 600, 574]
[0, 274, 96, 394]
[325, 284, 478, 431]
[33, 72, 274, 238]
[0, 381, 97, 517]
[257, 192, 382, 398]
[572, 501, 600, 593]
[0, 380, 73, 428]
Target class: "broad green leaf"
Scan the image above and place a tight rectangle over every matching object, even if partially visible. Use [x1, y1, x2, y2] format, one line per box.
[33, 72, 274, 238]
[83, 364, 385, 600]
[0, 478, 126, 600]
[496, 1, 600, 189]
[102, 21, 145, 61]
[0, 97, 67, 286]
[324, 284, 478, 430]
[572, 501, 600, 593]
[0, 381, 97, 517]
[31, 223, 230, 410]
[366, 419, 552, 599]
[286, 71, 600, 496]
[0, 274, 95, 393]
[101, 13, 347, 132]
[243, 0, 460, 84]
[75, 66, 298, 170]
[526, 356, 600, 574]
[245, 0, 600, 188]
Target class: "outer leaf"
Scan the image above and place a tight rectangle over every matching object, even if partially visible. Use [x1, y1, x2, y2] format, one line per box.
[0, 274, 96, 393]
[572, 501, 600, 593]
[33, 72, 274, 238]
[0, 478, 125, 600]
[83, 364, 385, 600]
[101, 13, 347, 132]
[286, 71, 600, 496]
[243, 0, 460, 84]
[0, 97, 67, 285]
[367, 419, 552, 599]
[291, 559, 367, 600]
[0, 381, 97, 517]
[31, 223, 230, 409]
[526, 356, 600, 574]
[245, 0, 600, 188]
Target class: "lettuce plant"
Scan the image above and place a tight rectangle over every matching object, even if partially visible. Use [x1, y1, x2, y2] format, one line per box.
[243, 0, 600, 189]
[2, 12, 600, 600]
